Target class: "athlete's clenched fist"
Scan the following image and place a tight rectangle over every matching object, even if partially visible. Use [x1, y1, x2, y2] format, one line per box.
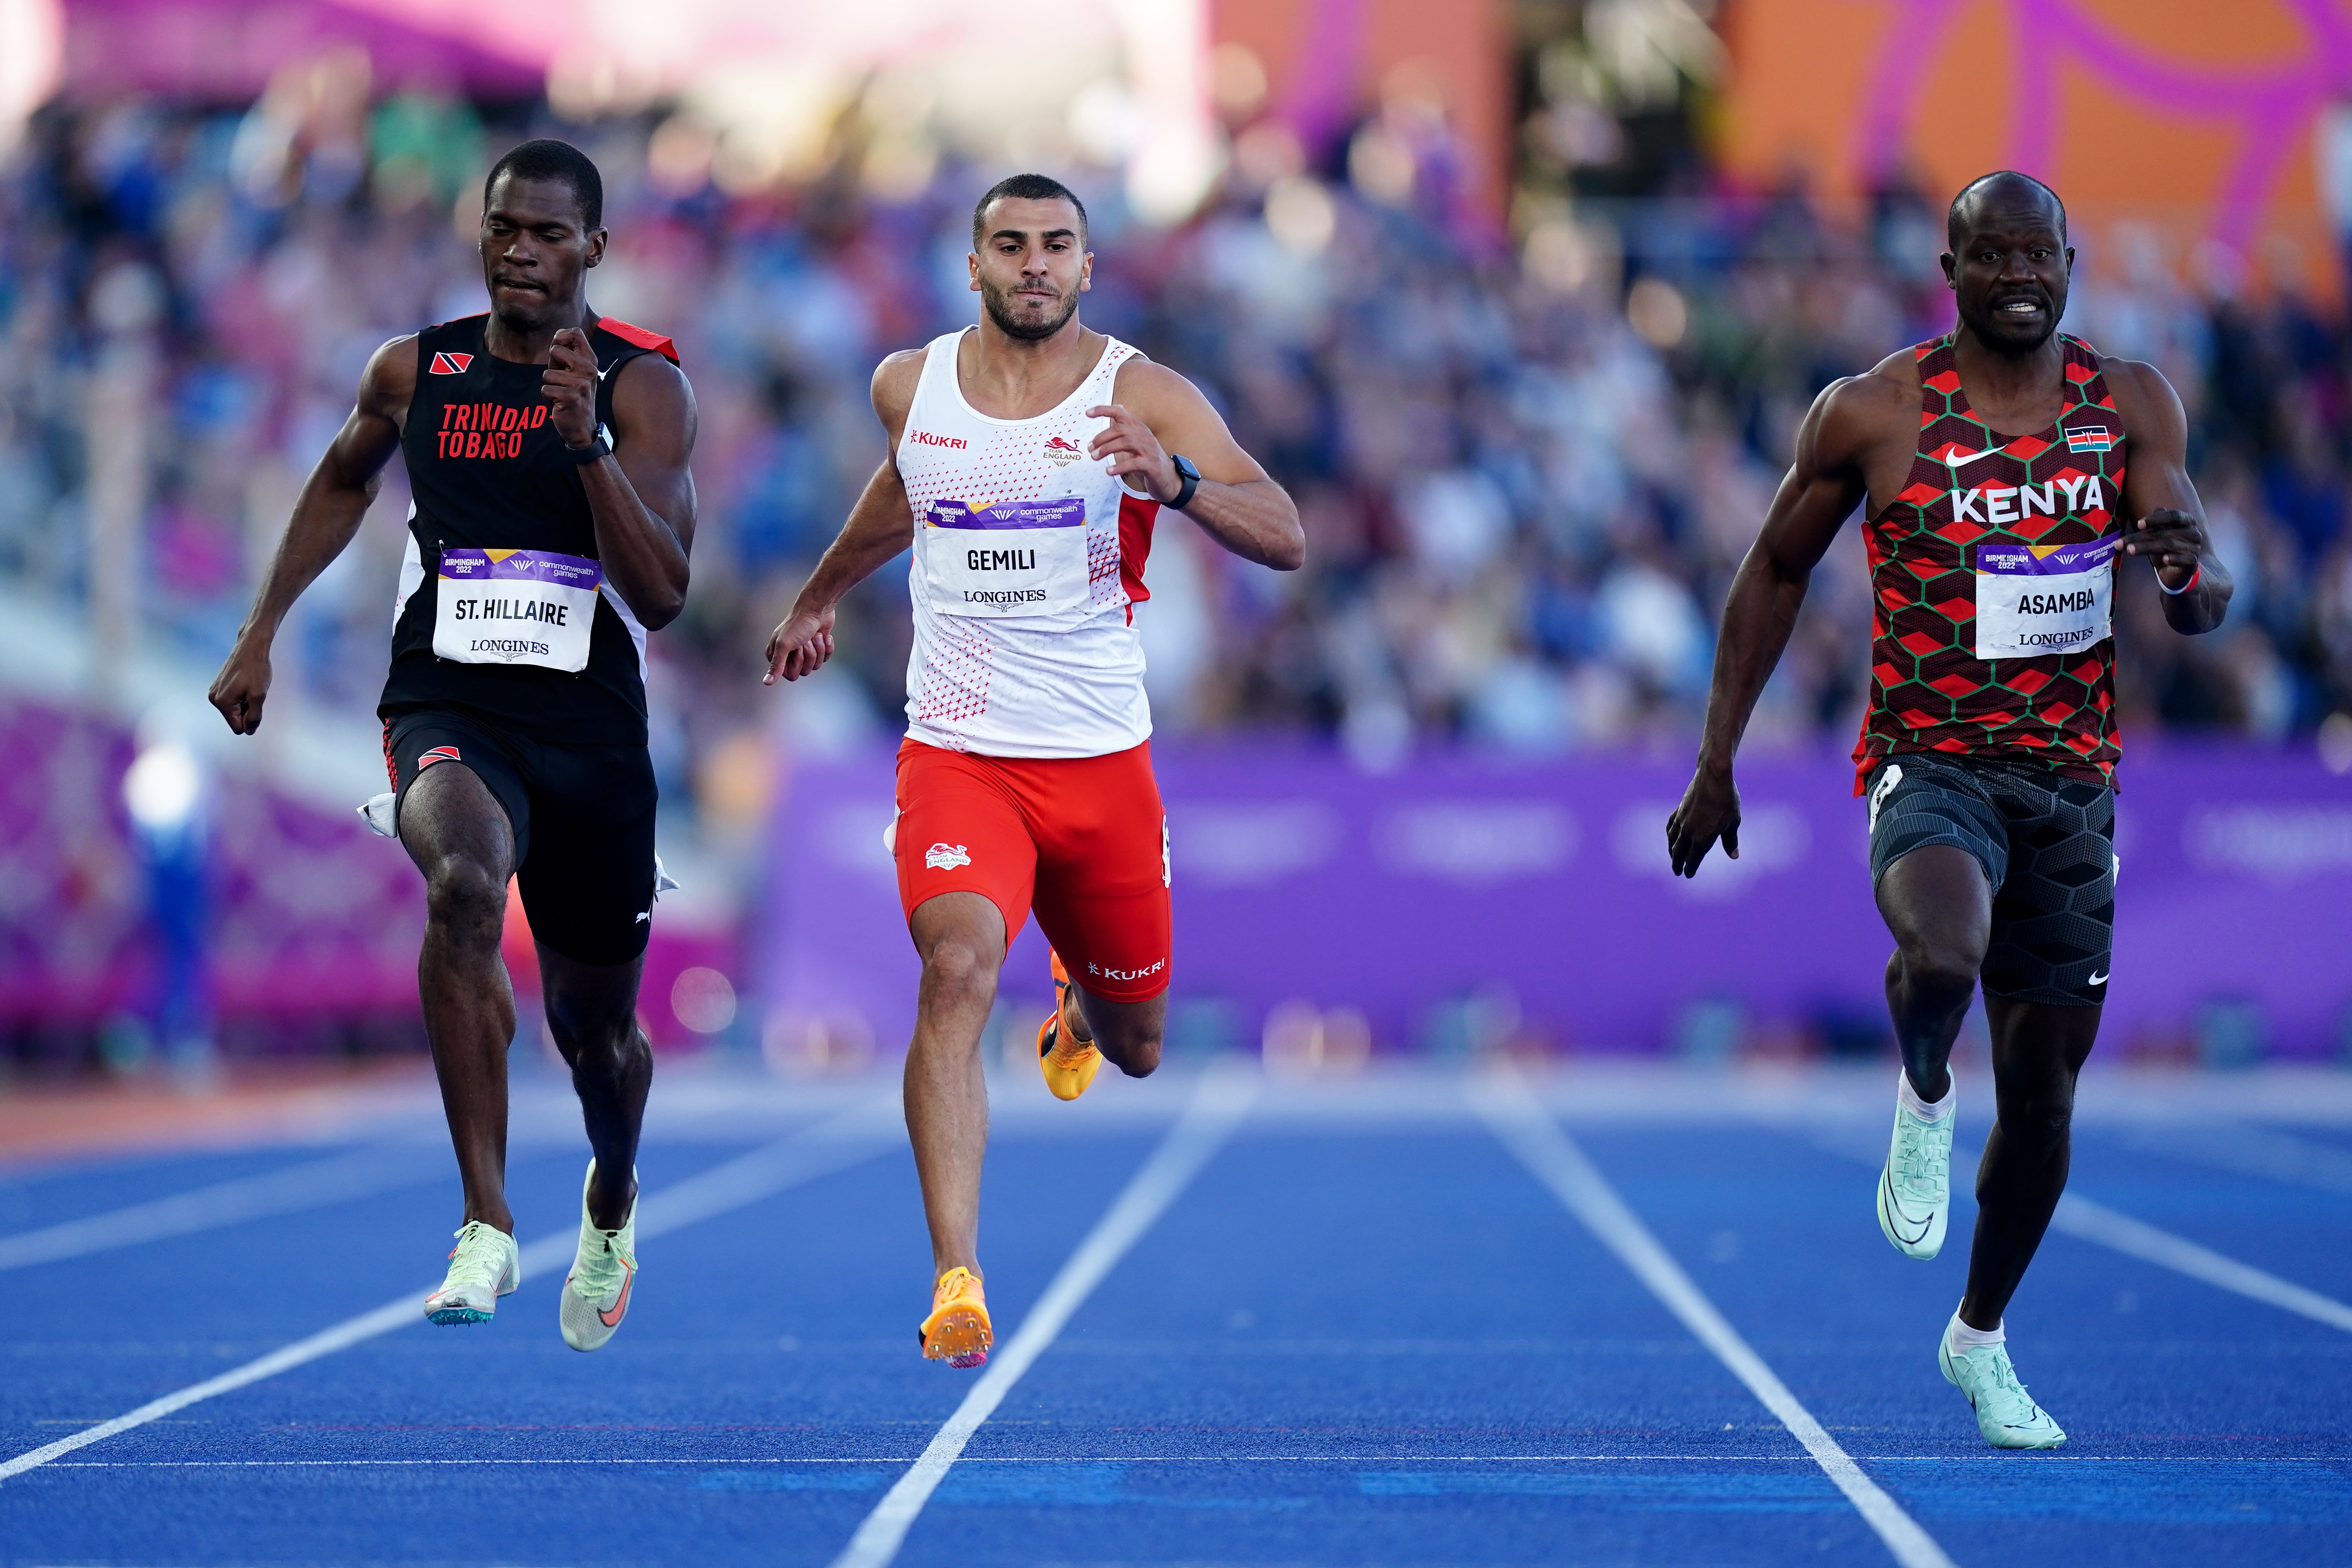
[1086, 402, 1178, 502]
[763, 601, 837, 685]
[2124, 506, 2206, 589]
[544, 327, 600, 448]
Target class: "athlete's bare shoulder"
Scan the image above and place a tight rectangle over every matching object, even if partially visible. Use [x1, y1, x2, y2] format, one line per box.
[1107, 352, 1210, 419]
[358, 333, 419, 422]
[871, 345, 927, 440]
[2092, 353, 2179, 422]
[2089, 353, 2188, 466]
[1789, 349, 1919, 478]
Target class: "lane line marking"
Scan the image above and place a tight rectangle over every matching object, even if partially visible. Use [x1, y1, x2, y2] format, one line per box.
[39, 1452, 2343, 1468]
[0, 1096, 901, 1485]
[2049, 1194, 2352, 1335]
[2110, 1122, 2352, 1197]
[1474, 1073, 1958, 1568]
[828, 1061, 1258, 1568]
[0, 1149, 434, 1272]
[1807, 1125, 2352, 1338]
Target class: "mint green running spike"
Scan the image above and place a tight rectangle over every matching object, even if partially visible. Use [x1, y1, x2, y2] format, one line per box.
[1939, 1313, 2066, 1449]
[560, 1158, 639, 1353]
[424, 1219, 519, 1325]
[1877, 1073, 1954, 1259]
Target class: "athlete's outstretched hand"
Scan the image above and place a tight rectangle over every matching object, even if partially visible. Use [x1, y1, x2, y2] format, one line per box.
[1086, 403, 1177, 501]
[1666, 763, 1741, 878]
[208, 633, 273, 735]
[2124, 506, 2206, 588]
[543, 327, 600, 448]
[763, 603, 836, 685]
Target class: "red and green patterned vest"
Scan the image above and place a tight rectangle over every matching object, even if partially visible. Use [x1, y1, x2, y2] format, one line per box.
[1853, 333, 2126, 793]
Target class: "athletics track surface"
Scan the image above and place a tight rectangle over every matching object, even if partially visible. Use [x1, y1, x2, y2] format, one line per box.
[4, 1057, 2351, 1568]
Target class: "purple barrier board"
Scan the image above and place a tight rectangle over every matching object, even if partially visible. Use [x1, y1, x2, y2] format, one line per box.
[754, 744, 2352, 1061]
[0, 701, 423, 1037]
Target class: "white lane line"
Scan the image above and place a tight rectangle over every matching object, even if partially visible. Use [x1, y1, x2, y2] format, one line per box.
[1473, 1073, 1958, 1568]
[0, 1096, 901, 1485]
[0, 1149, 434, 1272]
[828, 1060, 1258, 1568]
[2050, 1194, 2352, 1334]
[1806, 1125, 2352, 1338]
[2112, 1122, 2352, 1196]
[46, 1451, 2339, 1468]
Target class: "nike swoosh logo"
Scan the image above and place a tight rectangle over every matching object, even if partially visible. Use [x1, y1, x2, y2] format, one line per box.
[1882, 1164, 1932, 1243]
[2087, 970, 2109, 985]
[598, 1261, 634, 1327]
[1943, 447, 2002, 470]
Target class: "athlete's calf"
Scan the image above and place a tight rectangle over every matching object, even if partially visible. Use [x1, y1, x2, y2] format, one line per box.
[1072, 989, 1163, 1078]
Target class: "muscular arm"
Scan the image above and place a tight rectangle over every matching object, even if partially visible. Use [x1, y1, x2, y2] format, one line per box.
[207, 336, 413, 735]
[1667, 370, 1906, 876]
[547, 330, 698, 630]
[1091, 359, 1303, 571]
[2107, 358, 2231, 634]
[762, 352, 923, 684]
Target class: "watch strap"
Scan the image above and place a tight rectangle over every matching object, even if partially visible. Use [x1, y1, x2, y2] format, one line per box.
[1168, 454, 1201, 511]
[568, 434, 612, 465]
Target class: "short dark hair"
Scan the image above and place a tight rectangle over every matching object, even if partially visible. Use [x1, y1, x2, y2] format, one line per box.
[484, 139, 603, 232]
[1947, 170, 2066, 250]
[971, 174, 1088, 250]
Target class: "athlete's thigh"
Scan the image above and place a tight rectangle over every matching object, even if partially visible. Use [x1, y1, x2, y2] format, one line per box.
[1027, 745, 1171, 1002]
[513, 740, 658, 969]
[388, 711, 526, 879]
[895, 741, 1039, 948]
[1981, 773, 2115, 1007]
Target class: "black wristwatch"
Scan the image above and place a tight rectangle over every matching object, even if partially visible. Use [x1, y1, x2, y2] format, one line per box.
[1166, 453, 1201, 511]
[567, 434, 612, 465]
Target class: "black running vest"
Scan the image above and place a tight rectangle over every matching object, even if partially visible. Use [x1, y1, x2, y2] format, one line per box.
[378, 313, 679, 745]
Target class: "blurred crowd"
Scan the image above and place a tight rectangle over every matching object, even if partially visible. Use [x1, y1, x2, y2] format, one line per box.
[2, 73, 2348, 837]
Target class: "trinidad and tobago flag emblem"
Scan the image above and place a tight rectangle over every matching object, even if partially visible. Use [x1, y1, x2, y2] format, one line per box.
[417, 745, 461, 769]
[429, 352, 474, 375]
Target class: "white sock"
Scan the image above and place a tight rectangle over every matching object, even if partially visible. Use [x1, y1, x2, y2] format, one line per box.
[1898, 1066, 1954, 1121]
[1947, 1309, 2004, 1352]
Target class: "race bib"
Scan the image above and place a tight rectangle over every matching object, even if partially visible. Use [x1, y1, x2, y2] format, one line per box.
[1973, 534, 2119, 660]
[920, 497, 1089, 618]
[432, 548, 602, 672]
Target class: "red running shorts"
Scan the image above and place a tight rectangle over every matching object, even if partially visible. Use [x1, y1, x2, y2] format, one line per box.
[892, 738, 1172, 1002]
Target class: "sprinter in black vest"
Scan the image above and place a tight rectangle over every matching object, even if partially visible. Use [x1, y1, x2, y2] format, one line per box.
[209, 140, 697, 1350]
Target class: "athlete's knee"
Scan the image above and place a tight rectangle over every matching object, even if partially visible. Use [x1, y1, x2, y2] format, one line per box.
[1998, 1083, 2076, 1152]
[919, 939, 999, 1013]
[545, 1001, 643, 1080]
[422, 854, 505, 942]
[1891, 926, 1984, 1007]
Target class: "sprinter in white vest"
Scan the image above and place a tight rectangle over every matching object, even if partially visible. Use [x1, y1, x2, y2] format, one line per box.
[762, 174, 1303, 1369]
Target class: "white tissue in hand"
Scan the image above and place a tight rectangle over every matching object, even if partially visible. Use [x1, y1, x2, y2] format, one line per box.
[359, 793, 398, 839]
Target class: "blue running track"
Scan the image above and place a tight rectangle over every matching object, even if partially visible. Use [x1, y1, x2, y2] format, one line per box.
[4, 1059, 2351, 1567]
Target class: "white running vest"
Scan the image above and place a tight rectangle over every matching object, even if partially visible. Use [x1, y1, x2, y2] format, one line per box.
[897, 328, 1158, 758]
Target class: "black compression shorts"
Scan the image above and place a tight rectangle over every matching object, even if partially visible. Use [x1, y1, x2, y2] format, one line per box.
[1864, 753, 2115, 1008]
[383, 708, 657, 966]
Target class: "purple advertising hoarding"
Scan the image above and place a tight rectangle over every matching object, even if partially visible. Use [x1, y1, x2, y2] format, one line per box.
[754, 745, 2352, 1062]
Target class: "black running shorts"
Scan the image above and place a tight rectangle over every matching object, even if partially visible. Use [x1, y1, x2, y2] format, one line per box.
[1863, 753, 2115, 1007]
[384, 708, 657, 966]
